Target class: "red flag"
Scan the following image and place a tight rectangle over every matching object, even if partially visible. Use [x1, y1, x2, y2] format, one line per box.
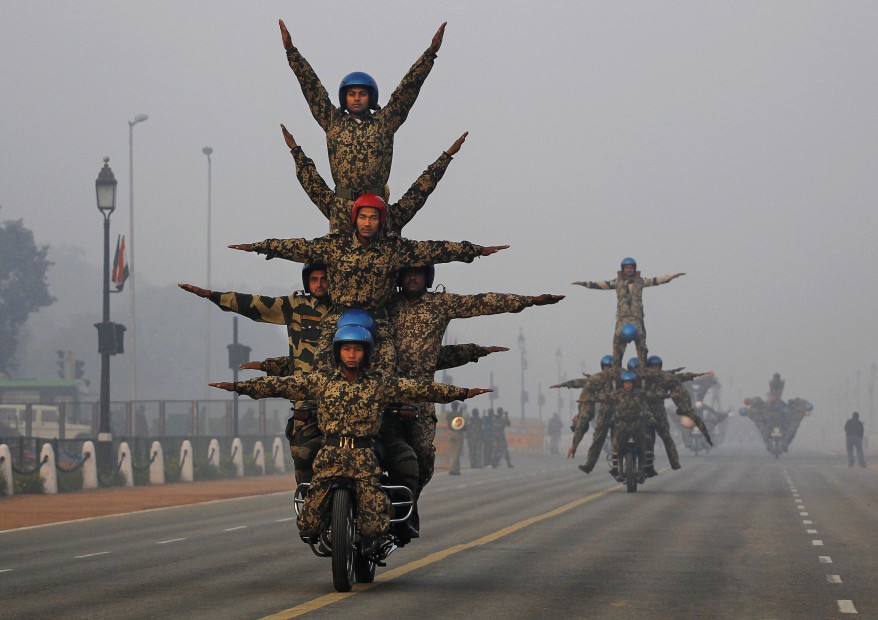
[112, 234, 129, 291]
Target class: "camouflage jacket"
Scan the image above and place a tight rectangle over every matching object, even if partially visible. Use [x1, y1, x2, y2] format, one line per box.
[258, 342, 490, 377]
[291, 145, 452, 236]
[253, 234, 482, 311]
[389, 291, 532, 380]
[573, 271, 677, 322]
[286, 45, 436, 192]
[601, 388, 657, 425]
[234, 365, 467, 437]
[209, 289, 330, 375]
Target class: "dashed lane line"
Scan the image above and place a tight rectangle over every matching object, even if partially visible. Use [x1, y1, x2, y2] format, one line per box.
[156, 538, 188, 544]
[74, 552, 110, 559]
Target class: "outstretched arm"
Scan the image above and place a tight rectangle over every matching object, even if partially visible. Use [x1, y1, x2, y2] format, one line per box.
[282, 124, 333, 219]
[572, 279, 616, 289]
[279, 18, 335, 131]
[383, 22, 446, 131]
[643, 272, 686, 287]
[435, 343, 508, 371]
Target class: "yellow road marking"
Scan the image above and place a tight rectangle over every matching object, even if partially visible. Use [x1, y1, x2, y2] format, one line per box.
[260, 483, 619, 619]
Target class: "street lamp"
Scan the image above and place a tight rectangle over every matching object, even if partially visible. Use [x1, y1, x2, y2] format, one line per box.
[518, 328, 527, 420]
[128, 113, 148, 405]
[95, 157, 118, 475]
[202, 146, 213, 403]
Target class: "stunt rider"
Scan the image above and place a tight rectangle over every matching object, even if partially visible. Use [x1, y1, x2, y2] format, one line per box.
[210, 325, 490, 547]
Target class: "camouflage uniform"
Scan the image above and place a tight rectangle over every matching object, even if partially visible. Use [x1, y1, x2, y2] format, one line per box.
[492, 409, 512, 467]
[602, 387, 657, 464]
[574, 271, 680, 366]
[285, 44, 436, 233]
[640, 368, 683, 469]
[231, 366, 467, 538]
[388, 290, 534, 489]
[208, 288, 330, 483]
[446, 404, 465, 475]
[251, 234, 484, 373]
[290, 145, 453, 236]
[783, 398, 809, 451]
[580, 368, 623, 473]
[467, 410, 483, 468]
[665, 370, 713, 444]
[482, 410, 496, 467]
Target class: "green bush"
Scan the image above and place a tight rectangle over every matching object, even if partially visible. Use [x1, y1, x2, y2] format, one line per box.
[194, 460, 223, 481]
[14, 471, 44, 495]
[132, 467, 150, 486]
[57, 468, 84, 493]
[164, 456, 182, 483]
[0, 470, 7, 496]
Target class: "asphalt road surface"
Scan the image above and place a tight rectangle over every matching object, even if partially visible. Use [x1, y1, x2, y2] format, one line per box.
[1, 446, 874, 619]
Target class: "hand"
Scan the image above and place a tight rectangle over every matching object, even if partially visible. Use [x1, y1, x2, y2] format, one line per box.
[673, 272, 686, 279]
[279, 18, 292, 51]
[567, 446, 576, 459]
[209, 382, 235, 392]
[228, 243, 255, 252]
[481, 245, 509, 257]
[571, 281, 588, 286]
[465, 388, 493, 399]
[239, 361, 262, 371]
[446, 131, 468, 156]
[280, 124, 297, 150]
[531, 294, 565, 306]
[549, 383, 562, 389]
[484, 346, 509, 355]
[429, 22, 447, 54]
[178, 283, 210, 298]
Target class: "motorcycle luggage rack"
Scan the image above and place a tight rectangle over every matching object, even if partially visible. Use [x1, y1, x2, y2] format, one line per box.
[294, 482, 414, 523]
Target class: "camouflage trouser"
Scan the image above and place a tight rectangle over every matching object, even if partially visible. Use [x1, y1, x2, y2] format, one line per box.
[403, 403, 437, 492]
[612, 319, 647, 367]
[482, 436, 494, 468]
[467, 435, 483, 467]
[285, 416, 324, 484]
[647, 402, 681, 468]
[296, 446, 389, 539]
[379, 414, 420, 494]
[315, 307, 397, 373]
[672, 388, 713, 446]
[583, 409, 614, 473]
[611, 415, 654, 460]
[448, 431, 464, 473]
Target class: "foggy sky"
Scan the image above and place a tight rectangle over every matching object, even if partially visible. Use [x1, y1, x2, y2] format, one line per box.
[2, 1, 878, 444]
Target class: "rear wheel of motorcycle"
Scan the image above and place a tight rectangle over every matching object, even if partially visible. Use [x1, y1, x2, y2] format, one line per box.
[331, 488, 355, 592]
[625, 451, 637, 493]
[354, 551, 376, 583]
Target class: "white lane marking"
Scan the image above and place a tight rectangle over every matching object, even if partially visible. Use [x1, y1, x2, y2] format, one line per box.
[275, 518, 294, 523]
[156, 538, 188, 544]
[837, 600, 858, 614]
[806, 529, 818, 534]
[819, 556, 833, 563]
[827, 575, 842, 583]
[812, 540, 824, 546]
[224, 526, 247, 532]
[803, 520, 813, 525]
[800, 512, 809, 516]
[0, 569, 13, 573]
[796, 505, 805, 510]
[74, 552, 110, 559]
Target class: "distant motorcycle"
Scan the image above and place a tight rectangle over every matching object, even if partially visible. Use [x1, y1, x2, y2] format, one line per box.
[769, 427, 783, 459]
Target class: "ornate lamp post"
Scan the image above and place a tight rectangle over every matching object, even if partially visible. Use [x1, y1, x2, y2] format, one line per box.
[95, 157, 119, 474]
[202, 146, 213, 403]
[128, 113, 148, 405]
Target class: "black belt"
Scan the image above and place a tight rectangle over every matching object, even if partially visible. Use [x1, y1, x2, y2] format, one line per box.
[324, 436, 374, 449]
[335, 186, 386, 201]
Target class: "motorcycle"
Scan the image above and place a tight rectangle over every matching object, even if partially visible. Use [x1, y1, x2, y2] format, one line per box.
[769, 426, 783, 459]
[294, 478, 414, 592]
[607, 426, 653, 493]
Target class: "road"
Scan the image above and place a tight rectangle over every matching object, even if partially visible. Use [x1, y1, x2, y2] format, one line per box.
[1, 446, 874, 619]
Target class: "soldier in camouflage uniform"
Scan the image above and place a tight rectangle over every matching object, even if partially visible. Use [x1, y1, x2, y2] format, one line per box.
[178, 263, 330, 484]
[229, 194, 507, 374]
[467, 409, 483, 468]
[482, 409, 496, 467]
[599, 371, 658, 481]
[389, 263, 562, 492]
[211, 324, 490, 542]
[281, 124, 467, 236]
[573, 258, 685, 366]
[492, 407, 512, 467]
[278, 19, 446, 235]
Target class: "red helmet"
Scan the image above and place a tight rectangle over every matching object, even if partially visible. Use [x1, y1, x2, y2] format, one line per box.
[351, 194, 387, 227]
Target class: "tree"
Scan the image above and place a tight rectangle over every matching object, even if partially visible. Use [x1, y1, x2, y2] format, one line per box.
[0, 217, 55, 373]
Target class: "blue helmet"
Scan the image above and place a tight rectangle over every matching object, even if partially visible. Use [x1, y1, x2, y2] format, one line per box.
[738, 407, 748, 416]
[332, 324, 373, 366]
[621, 257, 637, 270]
[600, 355, 613, 368]
[627, 358, 640, 370]
[336, 309, 377, 339]
[397, 265, 435, 290]
[338, 72, 379, 110]
[620, 323, 638, 343]
[301, 263, 327, 294]
[620, 371, 637, 383]
[646, 355, 663, 368]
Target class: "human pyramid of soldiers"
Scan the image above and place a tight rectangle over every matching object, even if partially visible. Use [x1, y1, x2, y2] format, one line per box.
[179, 21, 563, 550]
[551, 257, 714, 480]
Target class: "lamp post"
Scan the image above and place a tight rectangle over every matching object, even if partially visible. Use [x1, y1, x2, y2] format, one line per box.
[202, 146, 213, 403]
[95, 157, 118, 474]
[128, 113, 148, 405]
[518, 328, 527, 420]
